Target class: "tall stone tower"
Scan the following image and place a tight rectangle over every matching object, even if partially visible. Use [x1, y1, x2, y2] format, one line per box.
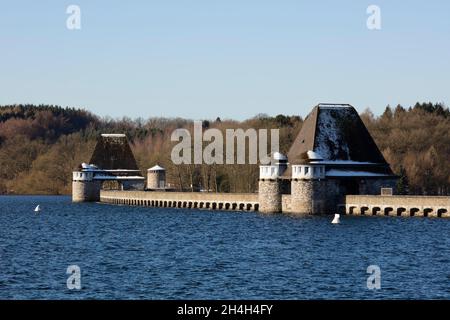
[258, 152, 287, 213]
[290, 152, 327, 214]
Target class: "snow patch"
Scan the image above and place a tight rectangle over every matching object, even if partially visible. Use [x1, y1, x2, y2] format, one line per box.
[307, 150, 323, 160]
[326, 169, 390, 177]
[314, 108, 352, 160]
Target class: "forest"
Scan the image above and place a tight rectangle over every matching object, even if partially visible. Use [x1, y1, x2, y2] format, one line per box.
[0, 102, 449, 195]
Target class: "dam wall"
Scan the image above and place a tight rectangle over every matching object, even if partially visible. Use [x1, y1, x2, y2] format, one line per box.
[100, 190, 259, 211]
[98, 190, 450, 218]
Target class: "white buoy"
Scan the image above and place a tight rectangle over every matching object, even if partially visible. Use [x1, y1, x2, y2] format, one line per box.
[34, 205, 41, 213]
[331, 213, 340, 224]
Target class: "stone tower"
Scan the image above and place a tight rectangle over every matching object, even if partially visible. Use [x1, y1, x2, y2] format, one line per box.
[290, 152, 327, 214]
[258, 152, 288, 213]
[147, 164, 166, 190]
[72, 170, 101, 202]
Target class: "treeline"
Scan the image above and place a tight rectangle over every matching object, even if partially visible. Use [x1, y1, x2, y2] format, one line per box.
[0, 103, 449, 195]
[361, 102, 450, 195]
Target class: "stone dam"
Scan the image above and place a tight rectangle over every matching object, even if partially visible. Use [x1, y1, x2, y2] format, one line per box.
[100, 190, 450, 218]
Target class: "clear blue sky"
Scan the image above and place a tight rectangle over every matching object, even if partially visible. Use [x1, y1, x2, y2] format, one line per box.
[1, 1, 449, 120]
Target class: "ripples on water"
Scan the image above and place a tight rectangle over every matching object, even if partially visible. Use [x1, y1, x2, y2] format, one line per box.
[0, 196, 448, 299]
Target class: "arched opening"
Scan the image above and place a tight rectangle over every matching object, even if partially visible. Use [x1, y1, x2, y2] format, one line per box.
[410, 208, 420, 216]
[205, 202, 210, 209]
[193, 202, 198, 208]
[163, 201, 167, 207]
[372, 207, 381, 216]
[348, 206, 357, 215]
[246, 203, 252, 211]
[177, 201, 182, 208]
[182, 202, 187, 208]
[239, 203, 245, 210]
[254, 204, 259, 211]
[384, 207, 394, 216]
[199, 202, 204, 209]
[218, 203, 223, 210]
[225, 203, 230, 210]
[396, 207, 406, 216]
[232, 203, 237, 210]
[423, 208, 433, 217]
[188, 202, 192, 208]
[361, 207, 369, 215]
[437, 208, 447, 217]
[212, 203, 217, 210]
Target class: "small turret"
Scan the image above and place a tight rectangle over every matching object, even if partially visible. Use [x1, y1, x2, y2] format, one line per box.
[147, 164, 166, 190]
[72, 169, 101, 202]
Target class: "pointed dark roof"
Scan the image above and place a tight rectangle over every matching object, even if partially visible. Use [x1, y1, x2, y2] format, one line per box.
[286, 104, 394, 175]
[89, 134, 139, 170]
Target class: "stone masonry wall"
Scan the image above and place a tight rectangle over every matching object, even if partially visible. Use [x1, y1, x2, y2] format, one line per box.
[72, 180, 101, 202]
[290, 179, 341, 215]
[258, 179, 282, 213]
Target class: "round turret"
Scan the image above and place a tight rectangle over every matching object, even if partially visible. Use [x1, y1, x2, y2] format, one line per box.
[72, 170, 101, 202]
[147, 164, 166, 190]
[290, 150, 327, 214]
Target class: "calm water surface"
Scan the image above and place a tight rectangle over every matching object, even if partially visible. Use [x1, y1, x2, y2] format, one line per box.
[0, 195, 448, 299]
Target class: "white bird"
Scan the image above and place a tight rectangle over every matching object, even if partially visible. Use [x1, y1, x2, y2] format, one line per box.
[34, 205, 41, 213]
[331, 213, 340, 224]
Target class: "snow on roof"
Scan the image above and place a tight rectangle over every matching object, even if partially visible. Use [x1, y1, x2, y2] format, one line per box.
[101, 134, 126, 138]
[314, 108, 351, 160]
[148, 165, 165, 171]
[93, 175, 145, 180]
[273, 152, 287, 161]
[317, 103, 352, 109]
[326, 169, 391, 177]
[311, 160, 376, 165]
[307, 150, 323, 160]
[81, 163, 98, 170]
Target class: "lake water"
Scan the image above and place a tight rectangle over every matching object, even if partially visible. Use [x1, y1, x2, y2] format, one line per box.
[0, 195, 448, 299]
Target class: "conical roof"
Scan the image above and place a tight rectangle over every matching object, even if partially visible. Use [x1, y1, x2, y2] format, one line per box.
[89, 134, 139, 170]
[285, 104, 394, 176]
[288, 104, 388, 163]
